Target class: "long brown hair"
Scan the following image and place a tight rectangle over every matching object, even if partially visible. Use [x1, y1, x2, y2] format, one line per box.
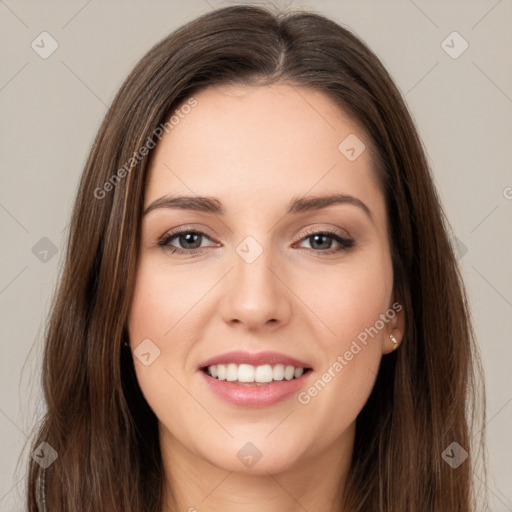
[25, 4, 488, 511]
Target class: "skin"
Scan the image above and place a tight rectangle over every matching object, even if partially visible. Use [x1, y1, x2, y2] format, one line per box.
[127, 82, 404, 512]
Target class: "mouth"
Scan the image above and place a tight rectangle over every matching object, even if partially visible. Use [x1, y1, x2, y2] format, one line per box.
[199, 362, 314, 408]
[197, 350, 314, 406]
[201, 363, 313, 386]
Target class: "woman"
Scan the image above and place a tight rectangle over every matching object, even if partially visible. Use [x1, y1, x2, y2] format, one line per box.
[26, 4, 488, 511]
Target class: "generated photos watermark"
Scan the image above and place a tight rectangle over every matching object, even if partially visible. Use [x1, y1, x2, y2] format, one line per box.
[297, 301, 403, 405]
[94, 97, 198, 200]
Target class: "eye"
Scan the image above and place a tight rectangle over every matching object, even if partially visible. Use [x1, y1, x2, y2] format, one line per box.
[294, 227, 355, 254]
[157, 226, 355, 256]
[157, 228, 216, 255]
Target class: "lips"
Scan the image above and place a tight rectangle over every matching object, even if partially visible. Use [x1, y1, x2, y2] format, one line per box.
[198, 350, 313, 370]
[199, 363, 314, 408]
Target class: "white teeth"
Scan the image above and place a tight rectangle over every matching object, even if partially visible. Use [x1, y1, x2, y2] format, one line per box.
[284, 365, 295, 380]
[273, 364, 285, 381]
[226, 363, 238, 382]
[205, 363, 308, 383]
[238, 364, 255, 382]
[255, 364, 273, 383]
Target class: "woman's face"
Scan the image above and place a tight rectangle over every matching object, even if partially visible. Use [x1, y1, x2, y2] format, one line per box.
[127, 83, 403, 476]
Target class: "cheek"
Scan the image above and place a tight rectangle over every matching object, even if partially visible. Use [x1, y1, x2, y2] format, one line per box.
[299, 253, 392, 403]
[127, 257, 203, 341]
[126, 262, 195, 422]
[307, 254, 393, 344]
[127, 257, 214, 393]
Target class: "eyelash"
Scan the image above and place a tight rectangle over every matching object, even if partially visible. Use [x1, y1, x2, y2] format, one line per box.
[157, 226, 355, 256]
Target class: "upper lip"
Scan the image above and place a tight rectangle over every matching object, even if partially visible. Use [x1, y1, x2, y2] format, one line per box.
[199, 350, 313, 369]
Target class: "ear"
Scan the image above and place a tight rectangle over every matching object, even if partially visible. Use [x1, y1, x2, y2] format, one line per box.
[383, 298, 405, 354]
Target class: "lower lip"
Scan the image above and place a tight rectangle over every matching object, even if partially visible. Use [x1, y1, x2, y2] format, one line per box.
[199, 369, 313, 408]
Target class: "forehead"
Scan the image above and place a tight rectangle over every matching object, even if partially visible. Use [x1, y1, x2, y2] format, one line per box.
[144, 83, 384, 222]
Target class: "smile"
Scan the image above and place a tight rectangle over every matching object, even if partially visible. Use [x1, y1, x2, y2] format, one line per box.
[203, 363, 311, 384]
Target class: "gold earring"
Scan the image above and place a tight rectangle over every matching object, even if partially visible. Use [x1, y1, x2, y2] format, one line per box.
[389, 333, 398, 350]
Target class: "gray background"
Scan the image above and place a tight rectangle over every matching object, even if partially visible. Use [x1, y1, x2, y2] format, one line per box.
[1, 0, 511, 510]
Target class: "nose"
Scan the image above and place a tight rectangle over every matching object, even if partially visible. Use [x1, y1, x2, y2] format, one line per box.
[218, 242, 293, 332]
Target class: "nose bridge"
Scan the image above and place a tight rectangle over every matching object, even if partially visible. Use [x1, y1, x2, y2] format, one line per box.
[220, 234, 291, 329]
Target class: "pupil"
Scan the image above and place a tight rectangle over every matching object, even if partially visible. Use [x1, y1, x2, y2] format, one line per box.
[181, 233, 201, 249]
[312, 234, 331, 250]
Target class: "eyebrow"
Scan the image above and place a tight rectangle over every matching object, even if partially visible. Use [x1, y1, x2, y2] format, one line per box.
[143, 193, 374, 224]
